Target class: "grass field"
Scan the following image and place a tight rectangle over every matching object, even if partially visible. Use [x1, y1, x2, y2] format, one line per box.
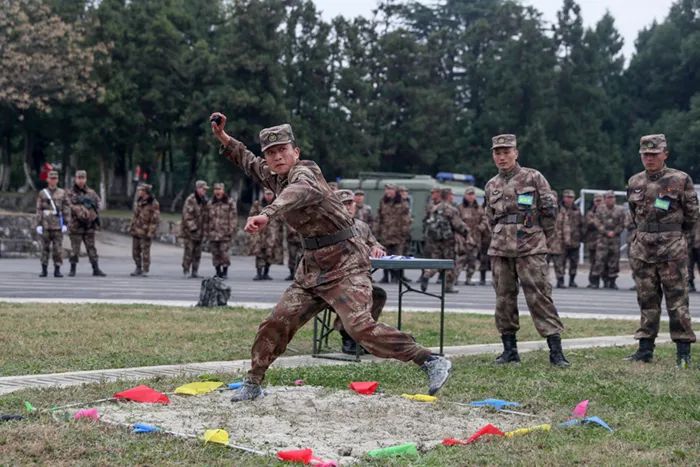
[0, 345, 698, 465]
[0, 302, 639, 376]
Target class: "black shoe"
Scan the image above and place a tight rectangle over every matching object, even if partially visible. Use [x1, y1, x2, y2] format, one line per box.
[421, 356, 452, 396]
[130, 267, 143, 277]
[221, 266, 229, 279]
[285, 268, 295, 281]
[689, 281, 696, 292]
[464, 278, 475, 286]
[91, 262, 106, 277]
[379, 270, 390, 284]
[445, 287, 459, 294]
[53, 266, 63, 278]
[569, 276, 578, 288]
[547, 334, 570, 368]
[479, 271, 487, 286]
[215, 266, 222, 278]
[262, 265, 272, 280]
[608, 278, 618, 290]
[253, 267, 263, 280]
[495, 334, 520, 364]
[341, 337, 358, 355]
[39, 265, 48, 277]
[676, 342, 691, 369]
[587, 276, 600, 289]
[183, 267, 189, 277]
[556, 277, 566, 288]
[230, 381, 263, 402]
[625, 338, 655, 363]
[68, 263, 77, 277]
[419, 276, 429, 292]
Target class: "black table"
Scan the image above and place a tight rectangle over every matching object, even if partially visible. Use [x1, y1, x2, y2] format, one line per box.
[371, 257, 455, 355]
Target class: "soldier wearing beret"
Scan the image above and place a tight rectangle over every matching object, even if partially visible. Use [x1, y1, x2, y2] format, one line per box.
[35, 170, 71, 277]
[129, 184, 160, 277]
[205, 182, 237, 279]
[552, 189, 583, 288]
[181, 180, 209, 278]
[589, 190, 626, 289]
[484, 134, 569, 367]
[211, 113, 451, 401]
[68, 170, 105, 277]
[625, 134, 698, 368]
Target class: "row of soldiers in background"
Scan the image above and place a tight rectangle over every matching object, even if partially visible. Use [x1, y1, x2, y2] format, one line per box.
[35, 170, 106, 278]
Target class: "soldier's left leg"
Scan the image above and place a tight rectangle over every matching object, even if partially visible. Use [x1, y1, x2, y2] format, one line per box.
[631, 258, 663, 340]
[553, 254, 565, 287]
[465, 246, 478, 284]
[142, 238, 152, 273]
[491, 256, 521, 363]
[517, 254, 564, 337]
[607, 238, 621, 288]
[182, 239, 193, 273]
[659, 259, 696, 344]
[566, 247, 579, 287]
[443, 243, 457, 292]
[69, 234, 82, 265]
[51, 231, 63, 266]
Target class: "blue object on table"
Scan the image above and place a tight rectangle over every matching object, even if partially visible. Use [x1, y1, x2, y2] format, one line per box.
[469, 398, 521, 409]
[132, 423, 160, 433]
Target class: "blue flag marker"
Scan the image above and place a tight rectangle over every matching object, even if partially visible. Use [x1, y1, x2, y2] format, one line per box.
[559, 416, 613, 432]
[228, 381, 244, 390]
[132, 423, 160, 434]
[469, 398, 521, 409]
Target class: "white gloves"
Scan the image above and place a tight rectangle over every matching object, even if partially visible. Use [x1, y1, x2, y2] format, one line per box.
[61, 225, 68, 233]
[36, 226, 43, 235]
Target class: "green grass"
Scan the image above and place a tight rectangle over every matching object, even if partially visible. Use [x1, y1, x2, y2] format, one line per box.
[1, 345, 698, 465]
[0, 302, 637, 376]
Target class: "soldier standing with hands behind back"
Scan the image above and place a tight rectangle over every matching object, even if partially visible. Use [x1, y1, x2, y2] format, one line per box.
[484, 134, 569, 367]
[36, 170, 70, 277]
[625, 134, 698, 368]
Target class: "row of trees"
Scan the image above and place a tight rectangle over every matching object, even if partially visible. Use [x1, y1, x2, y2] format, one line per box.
[1, 0, 699, 210]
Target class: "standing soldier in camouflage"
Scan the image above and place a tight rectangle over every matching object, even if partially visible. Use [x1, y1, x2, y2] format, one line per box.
[419, 188, 468, 293]
[374, 183, 411, 283]
[422, 187, 442, 259]
[589, 191, 626, 289]
[553, 189, 583, 288]
[205, 182, 237, 279]
[484, 134, 569, 367]
[181, 180, 209, 278]
[249, 188, 283, 280]
[584, 194, 603, 287]
[129, 184, 160, 277]
[285, 224, 303, 280]
[35, 170, 70, 277]
[211, 114, 451, 401]
[67, 170, 105, 277]
[456, 187, 488, 286]
[625, 134, 698, 368]
[353, 190, 373, 226]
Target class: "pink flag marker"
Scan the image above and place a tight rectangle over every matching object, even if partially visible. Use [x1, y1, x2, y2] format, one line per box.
[571, 400, 589, 418]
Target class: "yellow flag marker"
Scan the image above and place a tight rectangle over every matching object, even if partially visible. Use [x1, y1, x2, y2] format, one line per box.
[203, 429, 229, 445]
[175, 381, 223, 395]
[504, 424, 552, 438]
[401, 393, 438, 403]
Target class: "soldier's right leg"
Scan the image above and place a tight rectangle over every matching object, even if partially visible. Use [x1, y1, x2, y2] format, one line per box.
[628, 258, 662, 362]
[182, 239, 193, 274]
[69, 234, 81, 265]
[553, 254, 565, 287]
[566, 247, 579, 287]
[40, 232, 50, 276]
[465, 247, 478, 285]
[192, 239, 203, 272]
[51, 231, 63, 266]
[141, 238, 152, 274]
[130, 237, 143, 275]
[253, 256, 265, 280]
[658, 259, 695, 368]
[491, 256, 521, 363]
[589, 244, 606, 288]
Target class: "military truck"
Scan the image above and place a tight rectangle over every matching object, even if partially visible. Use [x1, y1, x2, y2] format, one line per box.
[339, 172, 484, 254]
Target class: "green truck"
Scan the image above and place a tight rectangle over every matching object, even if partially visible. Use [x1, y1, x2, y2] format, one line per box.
[339, 172, 484, 253]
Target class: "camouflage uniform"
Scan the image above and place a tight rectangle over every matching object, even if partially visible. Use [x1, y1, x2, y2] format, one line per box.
[67, 174, 104, 277]
[591, 194, 626, 287]
[286, 224, 303, 280]
[584, 195, 603, 284]
[627, 135, 698, 354]
[181, 184, 209, 276]
[220, 125, 434, 386]
[205, 188, 237, 270]
[375, 188, 411, 281]
[420, 192, 468, 292]
[455, 192, 488, 285]
[129, 188, 160, 274]
[354, 190, 374, 226]
[422, 190, 441, 258]
[478, 207, 492, 285]
[248, 197, 284, 279]
[36, 180, 71, 270]
[553, 191, 583, 287]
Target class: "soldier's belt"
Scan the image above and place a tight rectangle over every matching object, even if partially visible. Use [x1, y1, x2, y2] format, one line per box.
[302, 227, 357, 250]
[497, 213, 526, 224]
[638, 223, 682, 233]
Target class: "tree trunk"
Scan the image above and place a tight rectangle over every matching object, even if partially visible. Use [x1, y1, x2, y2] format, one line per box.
[20, 126, 36, 192]
[99, 154, 108, 209]
[0, 133, 11, 191]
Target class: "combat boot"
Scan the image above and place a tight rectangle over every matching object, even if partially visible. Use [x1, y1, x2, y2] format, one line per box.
[676, 342, 691, 369]
[253, 268, 263, 280]
[340, 330, 358, 355]
[141, 268, 149, 277]
[215, 266, 222, 278]
[221, 266, 228, 279]
[68, 263, 77, 277]
[189, 268, 200, 279]
[556, 277, 566, 288]
[445, 286, 459, 294]
[587, 276, 600, 289]
[39, 264, 48, 277]
[608, 278, 618, 290]
[569, 275, 578, 288]
[130, 267, 142, 277]
[53, 265, 63, 278]
[624, 338, 655, 363]
[262, 265, 272, 280]
[91, 261, 106, 277]
[230, 381, 263, 402]
[547, 334, 570, 368]
[421, 355, 452, 395]
[494, 334, 520, 364]
[689, 280, 696, 292]
[285, 268, 295, 281]
[183, 267, 189, 277]
[419, 275, 429, 292]
[479, 270, 487, 286]
[379, 270, 390, 284]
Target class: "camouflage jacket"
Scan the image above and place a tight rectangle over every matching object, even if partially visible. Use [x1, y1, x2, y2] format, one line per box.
[592, 205, 626, 246]
[181, 192, 208, 240]
[221, 137, 367, 287]
[205, 195, 237, 242]
[354, 203, 374, 227]
[286, 223, 303, 246]
[248, 200, 283, 263]
[354, 218, 383, 251]
[425, 200, 468, 242]
[583, 207, 600, 246]
[129, 195, 160, 238]
[484, 164, 558, 257]
[36, 187, 71, 231]
[627, 166, 699, 262]
[68, 185, 100, 234]
[457, 200, 488, 247]
[551, 204, 583, 253]
[374, 196, 411, 246]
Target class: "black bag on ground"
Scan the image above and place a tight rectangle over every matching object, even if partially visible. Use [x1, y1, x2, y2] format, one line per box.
[196, 276, 231, 307]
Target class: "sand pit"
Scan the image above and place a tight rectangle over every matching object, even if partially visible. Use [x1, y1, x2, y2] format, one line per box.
[97, 385, 537, 464]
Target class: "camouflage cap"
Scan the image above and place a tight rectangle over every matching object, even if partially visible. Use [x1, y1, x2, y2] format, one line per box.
[334, 189, 354, 203]
[604, 190, 615, 198]
[213, 182, 224, 190]
[385, 183, 398, 190]
[195, 180, 209, 190]
[259, 124, 295, 152]
[440, 188, 452, 196]
[491, 134, 517, 150]
[263, 188, 274, 195]
[464, 186, 476, 195]
[562, 189, 575, 197]
[48, 170, 59, 179]
[354, 190, 365, 196]
[137, 183, 152, 192]
[639, 134, 667, 154]
[593, 193, 603, 201]
[75, 170, 87, 178]
[398, 185, 408, 192]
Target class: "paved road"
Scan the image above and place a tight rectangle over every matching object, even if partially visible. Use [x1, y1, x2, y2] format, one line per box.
[1, 232, 699, 318]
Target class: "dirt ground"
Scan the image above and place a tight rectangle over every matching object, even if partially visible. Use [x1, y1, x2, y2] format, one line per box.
[97, 385, 536, 464]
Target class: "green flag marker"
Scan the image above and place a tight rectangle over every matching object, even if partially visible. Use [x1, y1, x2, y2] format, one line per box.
[23, 401, 36, 413]
[367, 443, 418, 458]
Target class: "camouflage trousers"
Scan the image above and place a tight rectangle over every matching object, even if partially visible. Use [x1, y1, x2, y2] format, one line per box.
[40, 230, 63, 266]
[131, 236, 152, 272]
[333, 285, 386, 331]
[586, 244, 598, 280]
[554, 247, 579, 279]
[689, 248, 700, 282]
[182, 238, 203, 271]
[210, 241, 230, 267]
[422, 239, 456, 288]
[255, 256, 270, 268]
[592, 236, 620, 278]
[288, 242, 303, 272]
[246, 275, 432, 384]
[479, 245, 491, 272]
[630, 258, 696, 342]
[69, 232, 98, 264]
[492, 254, 565, 337]
[455, 245, 479, 282]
